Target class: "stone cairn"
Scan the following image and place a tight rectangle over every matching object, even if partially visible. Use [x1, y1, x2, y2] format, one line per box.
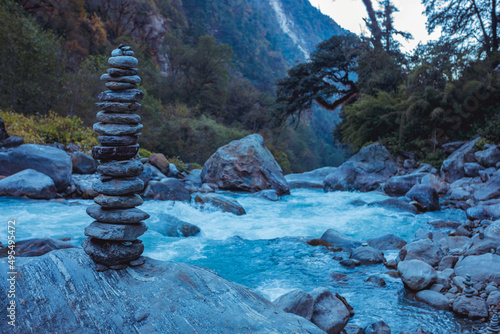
[464, 274, 475, 298]
[82, 44, 149, 271]
[486, 312, 500, 334]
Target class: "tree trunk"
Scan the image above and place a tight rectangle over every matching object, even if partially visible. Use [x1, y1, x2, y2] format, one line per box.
[492, 0, 498, 51]
[361, 0, 383, 50]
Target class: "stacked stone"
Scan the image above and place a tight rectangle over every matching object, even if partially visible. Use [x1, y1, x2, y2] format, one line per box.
[82, 44, 149, 270]
[464, 274, 475, 298]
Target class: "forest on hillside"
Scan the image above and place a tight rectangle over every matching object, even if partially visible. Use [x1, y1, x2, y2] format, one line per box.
[276, 0, 500, 167]
[0, 0, 346, 174]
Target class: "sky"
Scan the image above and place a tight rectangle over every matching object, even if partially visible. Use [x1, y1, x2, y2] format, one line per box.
[308, 0, 441, 52]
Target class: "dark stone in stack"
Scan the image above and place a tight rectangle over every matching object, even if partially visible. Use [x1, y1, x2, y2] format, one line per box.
[82, 45, 149, 270]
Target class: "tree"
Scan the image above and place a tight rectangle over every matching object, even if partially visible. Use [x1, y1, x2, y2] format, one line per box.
[422, 0, 499, 56]
[274, 34, 363, 123]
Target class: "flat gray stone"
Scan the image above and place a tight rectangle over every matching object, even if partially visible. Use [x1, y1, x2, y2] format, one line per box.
[108, 56, 138, 69]
[351, 245, 386, 264]
[319, 229, 362, 249]
[98, 89, 144, 103]
[105, 82, 137, 90]
[85, 221, 148, 241]
[96, 111, 141, 124]
[452, 295, 488, 319]
[93, 123, 143, 136]
[96, 102, 141, 113]
[100, 74, 141, 83]
[82, 238, 144, 266]
[98, 160, 144, 177]
[94, 194, 143, 208]
[92, 145, 139, 161]
[194, 193, 246, 215]
[106, 67, 139, 77]
[93, 177, 144, 196]
[143, 178, 191, 202]
[97, 135, 139, 146]
[86, 205, 150, 224]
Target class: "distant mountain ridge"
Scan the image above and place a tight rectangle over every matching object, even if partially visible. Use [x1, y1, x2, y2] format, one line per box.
[181, 0, 346, 90]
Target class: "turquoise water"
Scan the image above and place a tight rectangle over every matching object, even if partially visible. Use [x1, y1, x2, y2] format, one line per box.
[0, 189, 468, 332]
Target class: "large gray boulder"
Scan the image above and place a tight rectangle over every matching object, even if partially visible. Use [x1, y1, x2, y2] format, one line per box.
[0, 249, 323, 333]
[201, 134, 289, 195]
[324, 143, 397, 192]
[473, 170, 500, 201]
[286, 167, 337, 189]
[398, 238, 445, 267]
[397, 259, 437, 291]
[351, 245, 386, 264]
[310, 287, 350, 334]
[367, 233, 407, 250]
[273, 289, 314, 321]
[466, 204, 500, 221]
[383, 173, 427, 197]
[0, 144, 72, 191]
[0, 169, 57, 199]
[441, 138, 480, 183]
[406, 184, 440, 212]
[454, 253, 500, 285]
[475, 146, 500, 167]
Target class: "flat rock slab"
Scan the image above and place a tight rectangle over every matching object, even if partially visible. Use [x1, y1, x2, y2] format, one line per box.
[106, 68, 139, 77]
[98, 89, 144, 103]
[86, 205, 150, 224]
[0, 249, 323, 333]
[98, 160, 144, 177]
[96, 102, 141, 113]
[108, 56, 138, 68]
[105, 82, 137, 90]
[96, 111, 141, 124]
[92, 145, 139, 161]
[93, 177, 144, 196]
[82, 238, 144, 265]
[85, 221, 148, 241]
[94, 194, 143, 208]
[100, 74, 141, 83]
[0, 238, 75, 257]
[98, 135, 139, 146]
[93, 122, 143, 136]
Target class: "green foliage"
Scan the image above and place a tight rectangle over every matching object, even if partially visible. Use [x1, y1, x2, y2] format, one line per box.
[475, 138, 488, 151]
[0, 0, 65, 114]
[0, 110, 98, 151]
[138, 148, 153, 158]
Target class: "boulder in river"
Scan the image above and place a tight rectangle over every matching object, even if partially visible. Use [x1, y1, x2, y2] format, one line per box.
[323, 143, 397, 192]
[397, 259, 437, 291]
[364, 321, 391, 334]
[0, 169, 57, 199]
[367, 233, 407, 250]
[0, 248, 323, 333]
[319, 229, 362, 249]
[273, 289, 314, 321]
[310, 287, 350, 334]
[383, 173, 427, 197]
[201, 134, 290, 195]
[398, 238, 445, 267]
[0, 144, 72, 191]
[285, 167, 337, 189]
[143, 178, 191, 202]
[152, 214, 201, 237]
[350, 244, 386, 264]
[405, 184, 440, 212]
[415, 290, 450, 310]
[194, 193, 246, 215]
